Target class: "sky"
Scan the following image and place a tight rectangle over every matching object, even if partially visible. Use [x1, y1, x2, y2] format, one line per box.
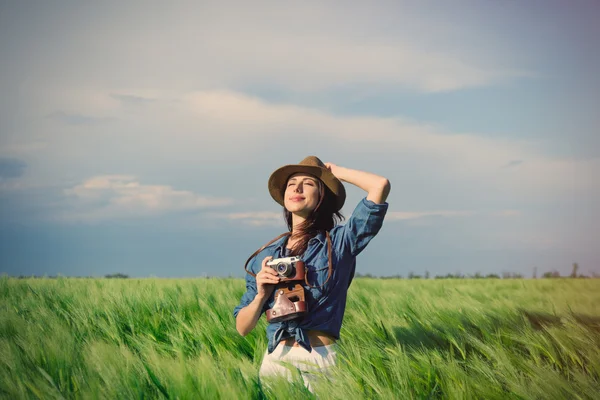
[1, 1, 598, 278]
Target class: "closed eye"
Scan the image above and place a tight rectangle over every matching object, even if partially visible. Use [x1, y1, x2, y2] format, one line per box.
[287, 179, 316, 186]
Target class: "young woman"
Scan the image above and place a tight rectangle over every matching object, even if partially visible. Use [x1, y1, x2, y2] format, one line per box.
[233, 156, 390, 390]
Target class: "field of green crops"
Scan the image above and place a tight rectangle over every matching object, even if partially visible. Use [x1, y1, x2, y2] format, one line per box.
[1, 276, 599, 399]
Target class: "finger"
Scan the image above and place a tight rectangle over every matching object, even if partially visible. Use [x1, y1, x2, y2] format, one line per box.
[259, 269, 280, 279]
[259, 271, 279, 280]
[262, 266, 278, 276]
[261, 256, 273, 268]
[258, 276, 280, 285]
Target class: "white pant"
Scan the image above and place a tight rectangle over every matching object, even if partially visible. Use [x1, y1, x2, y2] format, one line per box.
[259, 342, 338, 392]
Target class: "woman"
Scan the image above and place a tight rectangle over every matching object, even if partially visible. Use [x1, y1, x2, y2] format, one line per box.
[233, 156, 390, 391]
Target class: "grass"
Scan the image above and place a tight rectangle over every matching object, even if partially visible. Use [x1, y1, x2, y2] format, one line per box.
[0, 276, 599, 399]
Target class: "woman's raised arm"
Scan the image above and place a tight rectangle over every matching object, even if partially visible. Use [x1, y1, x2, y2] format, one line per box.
[324, 163, 391, 204]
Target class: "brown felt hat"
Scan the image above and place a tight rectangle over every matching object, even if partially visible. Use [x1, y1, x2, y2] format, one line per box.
[268, 156, 346, 212]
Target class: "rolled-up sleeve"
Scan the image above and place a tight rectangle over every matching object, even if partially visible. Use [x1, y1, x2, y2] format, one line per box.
[336, 197, 388, 257]
[233, 256, 262, 318]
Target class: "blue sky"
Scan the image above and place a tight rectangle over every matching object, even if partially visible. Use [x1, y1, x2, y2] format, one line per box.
[1, 1, 598, 278]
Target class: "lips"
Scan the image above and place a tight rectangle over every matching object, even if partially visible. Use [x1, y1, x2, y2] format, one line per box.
[290, 196, 305, 201]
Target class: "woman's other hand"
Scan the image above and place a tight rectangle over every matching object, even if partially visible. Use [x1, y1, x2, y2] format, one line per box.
[324, 162, 390, 204]
[324, 162, 341, 179]
[256, 256, 280, 300]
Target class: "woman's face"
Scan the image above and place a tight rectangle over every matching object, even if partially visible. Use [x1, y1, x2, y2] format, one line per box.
[284, 173, 321, 217]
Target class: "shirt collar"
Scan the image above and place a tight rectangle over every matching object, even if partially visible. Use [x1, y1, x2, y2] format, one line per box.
[272, 234, 288, 254]
[273, 231, 326, 254]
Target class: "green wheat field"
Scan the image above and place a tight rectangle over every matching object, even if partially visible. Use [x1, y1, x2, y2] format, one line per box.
[1, 276, 599, 399]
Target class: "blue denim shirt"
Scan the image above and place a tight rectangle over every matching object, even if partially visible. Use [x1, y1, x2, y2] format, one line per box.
[233, 197, 388, 354]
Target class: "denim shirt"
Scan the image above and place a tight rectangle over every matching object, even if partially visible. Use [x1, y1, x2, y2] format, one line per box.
[233, 197, 389, 354]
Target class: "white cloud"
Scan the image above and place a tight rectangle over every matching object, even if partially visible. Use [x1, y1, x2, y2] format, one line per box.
[211, 207, 519, 227]
[387, 210, 476, 221]
[386, 209, 521, 225]
[207, 211, 283, 227]
[182, 90, 598, 199]
[0, 141, 48, 157]
[11, 88, 600, 210]
[5, 3, 527, 95]
[491, 210, 521, 217]
[58, 175, 234, 222]
[0, 179, 29, 192]
[197, 35, 519, 93]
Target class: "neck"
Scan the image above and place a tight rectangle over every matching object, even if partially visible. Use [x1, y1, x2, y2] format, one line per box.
[290, 213, 308, 236]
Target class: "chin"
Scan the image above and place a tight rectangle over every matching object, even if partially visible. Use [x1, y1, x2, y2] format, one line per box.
[285, 204, 309, 214]
[286, 205, 303, 213]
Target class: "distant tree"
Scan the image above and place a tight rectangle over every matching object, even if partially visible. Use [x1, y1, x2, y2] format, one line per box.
[380, 274, 402, 280]
[570, 263, 579, 278]
[501, 272, 523, 279]
[105, 273, 129, 279]
[425, 270, 430, 279]
[408, 271, 422, 279]
[542, 270, 561, 278]
[435, 273, 465, 279]
[356, 272, 377, 278]
[485, 273, 500, 279]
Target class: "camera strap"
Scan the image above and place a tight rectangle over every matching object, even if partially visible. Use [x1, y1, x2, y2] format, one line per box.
[243, 231, 333, 289]
[244, 232, 291, 278]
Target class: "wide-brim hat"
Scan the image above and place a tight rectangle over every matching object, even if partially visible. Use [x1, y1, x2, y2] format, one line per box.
[268, 156, 346, 212]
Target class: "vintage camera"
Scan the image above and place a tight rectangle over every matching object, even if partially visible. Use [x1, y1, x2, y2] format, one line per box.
[265, 256, 308, 323]
[266, 256, 305, 282]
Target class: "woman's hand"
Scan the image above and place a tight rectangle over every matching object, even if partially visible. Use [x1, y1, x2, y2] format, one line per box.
[324, 162, 341, 179]
[324, 162, 390, 204]
[235, 256, 279, 336]
[256, 256, 280, 299]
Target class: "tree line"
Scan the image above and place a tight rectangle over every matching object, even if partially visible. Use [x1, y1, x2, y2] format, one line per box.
[355, 263, 599, 279]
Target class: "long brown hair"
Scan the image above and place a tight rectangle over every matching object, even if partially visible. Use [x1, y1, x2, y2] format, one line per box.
[284, 178, 344, 256]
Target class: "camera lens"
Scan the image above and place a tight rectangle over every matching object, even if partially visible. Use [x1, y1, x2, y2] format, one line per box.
[276, 263, 292, 277]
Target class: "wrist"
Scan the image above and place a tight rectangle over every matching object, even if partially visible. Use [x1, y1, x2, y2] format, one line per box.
[254, 293, 268, 304]
[334, 166, 352, 182]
